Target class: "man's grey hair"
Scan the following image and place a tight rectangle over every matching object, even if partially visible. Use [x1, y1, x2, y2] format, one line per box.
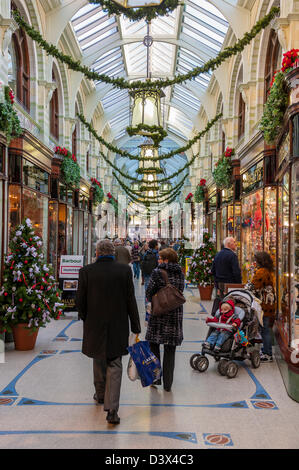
[96, 239, 115, 256]
[223, 237, 235, 248]
[114, 238, 122, 246]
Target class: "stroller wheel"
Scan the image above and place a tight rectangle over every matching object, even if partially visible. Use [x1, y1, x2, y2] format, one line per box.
[250, 350, 261, 368]
[217, 359, 228, 376]
[195, 355, 209, 373]
[226, 361, 238, 379]
[190, 354, 201, 370]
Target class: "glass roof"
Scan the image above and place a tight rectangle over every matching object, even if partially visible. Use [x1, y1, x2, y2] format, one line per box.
[71, 0, 228, 180]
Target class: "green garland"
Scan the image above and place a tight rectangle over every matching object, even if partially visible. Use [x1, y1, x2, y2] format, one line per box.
[88, 0, 180, 22]
[259, 70, 289, 144]
[0, 86, 22, 143]
[99, 149, 193, 185]
[113, 170, 187, 200]
[13, 7, 279, 91]
[126, 124, 168, 146]
[55, 146, 81, 188]
[91, 178, 104, 204]
[194, 184, 205, 203]
[79, 112, 222, 161]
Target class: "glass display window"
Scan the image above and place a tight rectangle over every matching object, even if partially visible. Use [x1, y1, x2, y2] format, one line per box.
[277, 175, 290, 345]
[66, 206, 73, 255]
[0, 181, 3, 273]
[241, 189, 263, 283]
[264, 186, 277, 261]
[83, 211, 89, 263]
[58, 203, 67, 270]
[23, 188, 49, 258]
[291, 162, 299, 351]
[234, 203, 242, 262]
[22, 159, 49, 194]
[49, 200, 58, 276]
[59, 182, 67, 202]
[8, 184, 21, 233]
[9, 153, 22, 183]
[212, 212, 216, 242]
[0, 144, 5, 175]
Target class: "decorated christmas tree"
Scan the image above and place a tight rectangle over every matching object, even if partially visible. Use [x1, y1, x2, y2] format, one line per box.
[187, 232, 217, 286]
[0, 219, 63, 333]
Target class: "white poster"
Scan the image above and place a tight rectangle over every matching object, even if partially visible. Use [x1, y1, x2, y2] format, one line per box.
[59, 255, 84, 279]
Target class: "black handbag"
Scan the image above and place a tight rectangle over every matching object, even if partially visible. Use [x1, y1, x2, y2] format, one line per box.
[151, 269, 186, 316]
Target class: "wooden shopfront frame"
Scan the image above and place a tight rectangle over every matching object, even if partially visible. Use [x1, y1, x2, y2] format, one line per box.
[0, 136, 8, 279]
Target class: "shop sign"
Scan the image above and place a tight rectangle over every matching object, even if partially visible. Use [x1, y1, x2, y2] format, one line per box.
[242, 160, 263, 194]
[59, 255, 84, 279]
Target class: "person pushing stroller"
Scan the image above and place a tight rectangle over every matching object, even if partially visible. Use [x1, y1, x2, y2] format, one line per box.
[203, 299, 245, 352]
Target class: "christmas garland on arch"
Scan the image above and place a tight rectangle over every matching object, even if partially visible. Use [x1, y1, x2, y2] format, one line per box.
[88, 0, 180, 22]
[79, 112, 222, 161]
[13, 7, 280, 92]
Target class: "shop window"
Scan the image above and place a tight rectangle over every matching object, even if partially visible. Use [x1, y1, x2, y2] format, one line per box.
[238, 93, 245, 140]
[58, 203, 67, 264]
[264, 30, 281, 102]
[22, 159, 49, 194]
[0, 144, 4, 174]
[49, 200, 58, 276]
[8, 185, 21, 233]
[22, 188, 48, 258]
[9, 153, 22, 183]
[66, 206, 73, 255]
[50, 71, 59, 140]
[11, 28, 30, 111]
[292, 163, 299, 349]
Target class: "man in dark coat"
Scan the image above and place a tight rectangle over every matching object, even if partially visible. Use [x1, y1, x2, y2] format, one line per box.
[211, 237, 242, 294]
[76, 239, 141, 424]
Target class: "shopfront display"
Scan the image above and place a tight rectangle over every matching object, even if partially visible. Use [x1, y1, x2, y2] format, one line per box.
[241, 158, 277, 284]
[8, 150, 50, 259]
[220, 186, 241, 262]
[207, 191, 217, 242]
[0, 142, 6, 276]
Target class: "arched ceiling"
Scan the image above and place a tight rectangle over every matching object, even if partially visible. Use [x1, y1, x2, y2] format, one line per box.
[70, 0, 230, 182]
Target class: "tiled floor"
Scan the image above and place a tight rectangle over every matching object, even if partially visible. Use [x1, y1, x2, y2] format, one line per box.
[0, 281, 299, 449]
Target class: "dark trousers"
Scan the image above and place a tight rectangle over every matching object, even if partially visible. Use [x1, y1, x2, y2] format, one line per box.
[149, 342, 176, 390]
[93, 356, 122, 412]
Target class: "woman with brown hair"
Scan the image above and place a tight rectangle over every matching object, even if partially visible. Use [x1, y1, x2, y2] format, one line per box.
[249, 251, 276, 362]
[145, 248, 185, 391]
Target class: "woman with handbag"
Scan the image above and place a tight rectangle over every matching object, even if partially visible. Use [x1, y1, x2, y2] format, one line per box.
[145, 248, 185, 391]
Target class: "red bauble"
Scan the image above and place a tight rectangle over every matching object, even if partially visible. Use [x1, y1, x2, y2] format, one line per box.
[4, 293, 8, 296]
[37, 307, 41, 312]
[19, 298, 23, 302]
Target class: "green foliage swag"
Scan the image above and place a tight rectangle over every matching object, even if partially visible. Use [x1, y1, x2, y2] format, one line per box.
[259, 70, 289, 145]
[212, 148, 234, 189]
[55, 147, 81, 189]
[88, 0, 180, 22]
[0, 86, 22, 143]
[126, 124, 168, 146]
[0, 219, 63, 333]
[91, 178, 104, 204]
[13, 7, 279, 92]
[187, 232, 216, 287]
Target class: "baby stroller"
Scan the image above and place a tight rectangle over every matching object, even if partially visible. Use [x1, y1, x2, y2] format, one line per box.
[190, 289, 263, 379]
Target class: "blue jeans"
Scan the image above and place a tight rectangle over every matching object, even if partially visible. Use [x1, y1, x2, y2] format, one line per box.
[261, 316, 273, 356]
[133, 262, 140, 279]
[206, 330, 231, 348]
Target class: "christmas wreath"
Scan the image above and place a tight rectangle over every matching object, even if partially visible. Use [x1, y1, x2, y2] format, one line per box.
[194, 179, 206, 203]
[0, 219, 64, 333]
[186, 232, 216, 287]
[54, 146, 81, 189]
[0, 83, 22, 143]
[91, 177, 104, 204]
[212, 147, 234, 189]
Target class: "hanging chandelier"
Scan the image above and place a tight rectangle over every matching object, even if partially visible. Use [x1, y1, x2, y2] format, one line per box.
[112, 0, 165, 8]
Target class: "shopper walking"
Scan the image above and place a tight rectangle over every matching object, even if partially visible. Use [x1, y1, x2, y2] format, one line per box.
[145, 248, 185, 391]
[248, 251, 276, 362]
[114, 238, 131, 265]
[140, 239, 159, 295]
[211, 237, 242, 294]
[131, 240, 141, 280]
[76, 239, 141, 424]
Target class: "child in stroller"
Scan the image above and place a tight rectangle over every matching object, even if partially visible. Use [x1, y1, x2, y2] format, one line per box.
[190, 289, 262, 378]
[203, 299, 244, 352]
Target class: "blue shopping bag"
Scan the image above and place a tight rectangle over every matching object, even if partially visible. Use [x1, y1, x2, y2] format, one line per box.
[127, 340, 162, 387]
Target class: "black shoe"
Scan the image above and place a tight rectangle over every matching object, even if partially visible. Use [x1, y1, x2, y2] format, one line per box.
[93, 393, 104, 404]
[106, 410, 120, 424]
[164, 387, 171, 392]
